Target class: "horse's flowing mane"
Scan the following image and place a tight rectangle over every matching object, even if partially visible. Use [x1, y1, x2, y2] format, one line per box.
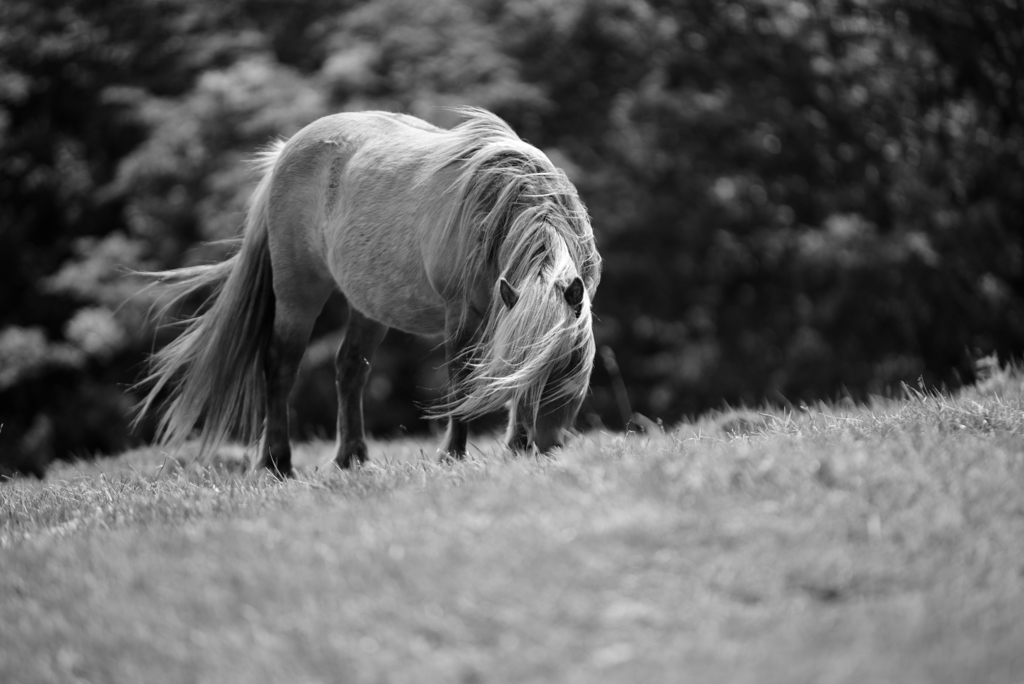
[428, 108, 601, 299]
[426, 108, 602, 425]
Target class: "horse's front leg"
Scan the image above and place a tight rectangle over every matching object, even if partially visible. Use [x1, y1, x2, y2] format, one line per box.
[334, 308, 388, 468]
[504, 402, 531, 453]
[438, 312, 478, 460]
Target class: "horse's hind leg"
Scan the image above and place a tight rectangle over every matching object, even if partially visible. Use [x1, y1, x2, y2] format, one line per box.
[259, 277, 332, 477]
[334, 308, 387, 468]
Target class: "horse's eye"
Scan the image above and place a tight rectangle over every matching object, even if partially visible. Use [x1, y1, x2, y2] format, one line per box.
[563, 277, 584, 317]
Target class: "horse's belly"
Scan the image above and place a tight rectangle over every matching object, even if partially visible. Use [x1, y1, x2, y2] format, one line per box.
[328, 231, 447, 336]
[352, 280, 447, 336]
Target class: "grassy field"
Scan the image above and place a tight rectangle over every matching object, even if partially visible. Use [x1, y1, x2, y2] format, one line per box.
[2, 366, 1024, 683]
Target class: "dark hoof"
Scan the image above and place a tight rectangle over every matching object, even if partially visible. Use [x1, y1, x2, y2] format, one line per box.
[335, 442, 370, 469]
[254, 456, 294, 479]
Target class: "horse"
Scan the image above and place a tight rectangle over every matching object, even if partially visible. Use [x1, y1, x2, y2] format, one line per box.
[134, 107, 602, 477]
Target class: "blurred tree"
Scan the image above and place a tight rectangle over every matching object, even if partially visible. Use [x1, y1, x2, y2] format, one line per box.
[2, 0, 1023, 471]
[510, 0, 1024, 422]
[0, 0, 270, 468]
[320, 0, 545, 120]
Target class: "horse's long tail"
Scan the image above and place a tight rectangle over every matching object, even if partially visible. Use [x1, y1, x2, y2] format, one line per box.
[134, 141, 285, 455]
[443, 233, 596, 429]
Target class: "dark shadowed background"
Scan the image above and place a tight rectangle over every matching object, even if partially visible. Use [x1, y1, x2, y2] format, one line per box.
[2, 0, 1022, 471]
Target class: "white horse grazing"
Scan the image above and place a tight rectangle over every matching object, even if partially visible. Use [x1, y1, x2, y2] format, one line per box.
[135, 107, 601, 476]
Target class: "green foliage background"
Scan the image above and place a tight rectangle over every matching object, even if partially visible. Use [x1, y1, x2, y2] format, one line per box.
[2, 0, 1022, 467]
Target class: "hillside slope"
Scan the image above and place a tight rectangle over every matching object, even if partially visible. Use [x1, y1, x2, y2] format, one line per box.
[2, 363, 1023, 683]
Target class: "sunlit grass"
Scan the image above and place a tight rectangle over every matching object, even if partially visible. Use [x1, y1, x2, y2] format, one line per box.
[2, 360, 1023, 683]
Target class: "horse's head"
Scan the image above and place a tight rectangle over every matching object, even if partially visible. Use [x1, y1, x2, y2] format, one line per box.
[435, 136, 600, 450]
[493, 233, 596, 452]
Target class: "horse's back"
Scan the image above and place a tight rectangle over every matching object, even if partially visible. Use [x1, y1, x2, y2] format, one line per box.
[264, 112, 460, 335]
[287, 110, 443, 148]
